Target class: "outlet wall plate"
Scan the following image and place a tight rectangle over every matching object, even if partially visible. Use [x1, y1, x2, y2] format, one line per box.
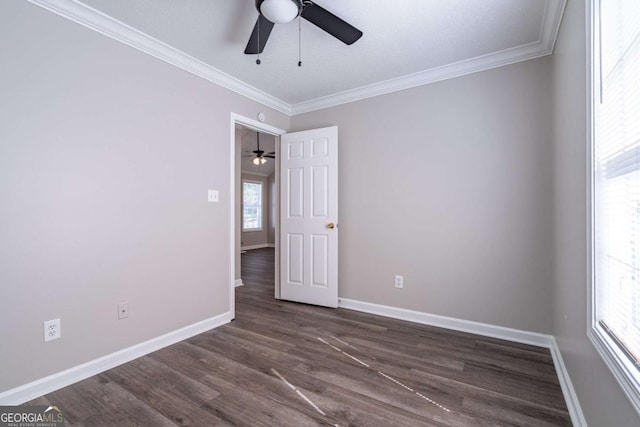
[44, 319, 61, 342]
[118, 302, 129, 320]
[394, 275, 404, 289]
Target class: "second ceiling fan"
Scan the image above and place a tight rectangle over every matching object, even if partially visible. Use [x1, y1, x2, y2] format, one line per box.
[244, 0, 363, 55]
[243, 132, 275, 165]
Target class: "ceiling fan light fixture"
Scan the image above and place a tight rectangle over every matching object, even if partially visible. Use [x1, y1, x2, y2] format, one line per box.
[252, 156, 268, 165]
[260, 0, 299, 24]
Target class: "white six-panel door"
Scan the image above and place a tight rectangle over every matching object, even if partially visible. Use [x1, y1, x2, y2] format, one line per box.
[280, 126, 338, 308]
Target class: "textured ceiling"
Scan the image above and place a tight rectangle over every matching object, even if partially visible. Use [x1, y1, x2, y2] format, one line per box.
[75, 0, 555, 107]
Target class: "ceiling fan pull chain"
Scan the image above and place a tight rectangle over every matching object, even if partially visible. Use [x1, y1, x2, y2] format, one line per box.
[256, 16, 261, 65]
[298, 15, 302, 67]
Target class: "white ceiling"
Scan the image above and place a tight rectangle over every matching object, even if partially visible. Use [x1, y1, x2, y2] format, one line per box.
[37, 0, 566, 114]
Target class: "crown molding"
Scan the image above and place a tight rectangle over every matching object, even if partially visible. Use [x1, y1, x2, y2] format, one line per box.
[27, 0, 566, 118]
[290, 0, 567, 115]
[540, 0, 567, 53]
[26, 0, 292, 115]
[289, 41, 547, 115]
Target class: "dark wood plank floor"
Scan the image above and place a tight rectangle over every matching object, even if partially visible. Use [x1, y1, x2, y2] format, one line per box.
[28, 248, 571, 426]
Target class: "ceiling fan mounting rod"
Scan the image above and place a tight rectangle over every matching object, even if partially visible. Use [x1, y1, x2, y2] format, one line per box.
[250, 131, 275, 166]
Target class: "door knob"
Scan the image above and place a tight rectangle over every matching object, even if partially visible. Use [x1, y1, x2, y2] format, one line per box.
[327, 223, 335, 229]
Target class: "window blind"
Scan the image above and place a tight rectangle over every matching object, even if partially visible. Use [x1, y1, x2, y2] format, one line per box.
[595, 0, 640, 368]
[243, 181, 263, 230]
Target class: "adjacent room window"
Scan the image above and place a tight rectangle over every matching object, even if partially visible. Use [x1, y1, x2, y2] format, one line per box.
[242, 180, 263, 231]
[591, 0, 640, 410]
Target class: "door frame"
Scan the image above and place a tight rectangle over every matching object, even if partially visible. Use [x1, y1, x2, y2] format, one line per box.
[229, 113, 286, 319]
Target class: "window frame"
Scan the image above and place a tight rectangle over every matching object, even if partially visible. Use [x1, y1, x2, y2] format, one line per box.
[242, 179, 264, 232]
[588, 0, 640, 415]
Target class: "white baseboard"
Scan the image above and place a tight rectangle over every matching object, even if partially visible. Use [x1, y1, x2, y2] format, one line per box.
[235, 279, 244, 287]
[337, 298, 586, 427]
[338, 298, 551, 347]
[0, 298, 586, 427]
[241, 243, 269, 251]
[0, 311, 232, 405]
[548, 337, 588, 427]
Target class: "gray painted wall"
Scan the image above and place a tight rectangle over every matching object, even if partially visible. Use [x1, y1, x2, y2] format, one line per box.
[291, 58, 555, 333]
[4, 1, 640, 423]
[0, 0, 289, 392]
[551, 0, 639, 424]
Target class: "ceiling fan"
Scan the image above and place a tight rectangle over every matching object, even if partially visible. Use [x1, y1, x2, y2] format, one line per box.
[243, 132, 275, 165]
[244, 0, 363, 56]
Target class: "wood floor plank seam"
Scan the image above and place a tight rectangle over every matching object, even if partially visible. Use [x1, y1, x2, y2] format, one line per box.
[410, 366, 572, 417]
[27, 247, 571, 426]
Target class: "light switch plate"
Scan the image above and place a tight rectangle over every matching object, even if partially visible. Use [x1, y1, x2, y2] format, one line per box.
[208, 190, 219, 203]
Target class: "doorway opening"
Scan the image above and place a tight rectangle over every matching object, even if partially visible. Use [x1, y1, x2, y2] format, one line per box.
[229, 113, 285, 319]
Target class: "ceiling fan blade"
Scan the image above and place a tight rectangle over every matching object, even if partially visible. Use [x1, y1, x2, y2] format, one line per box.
[264, 155, 276, 158]
[301, 2, 362, 45]
[244, 15, 275, 54]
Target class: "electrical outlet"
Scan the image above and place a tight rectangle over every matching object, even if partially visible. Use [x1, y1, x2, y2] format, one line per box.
[44, 319, 61, 342]
[395, 275, 404, 289]
[118, 302, 129, 320]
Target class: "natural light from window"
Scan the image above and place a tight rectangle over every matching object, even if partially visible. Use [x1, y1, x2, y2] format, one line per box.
[592, 0, 640, 413]
[243, 180, 263, 231]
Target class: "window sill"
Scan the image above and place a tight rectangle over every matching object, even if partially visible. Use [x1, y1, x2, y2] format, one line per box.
[588, 326, 640, 415]
[242, 228, 264, 233]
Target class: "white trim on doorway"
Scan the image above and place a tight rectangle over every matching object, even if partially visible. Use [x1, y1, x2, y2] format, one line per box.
[229, 113, 286, 316]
